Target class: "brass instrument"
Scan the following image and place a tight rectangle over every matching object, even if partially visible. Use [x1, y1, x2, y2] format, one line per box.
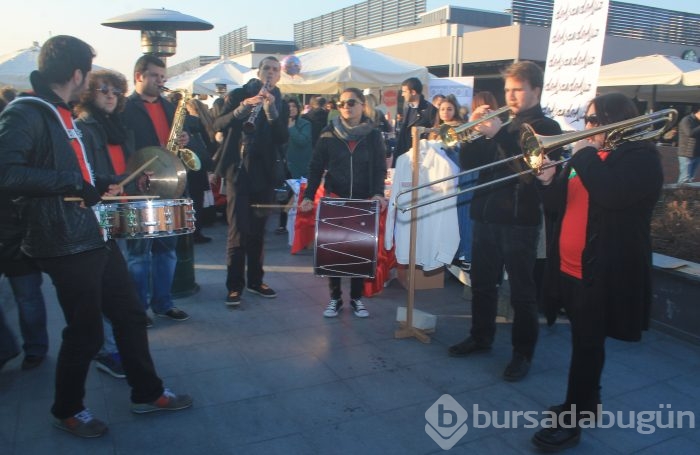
[439, 106, 512, 146]
[161, 87, 202, 171]
[243, 77, 271, 134]
[396, 109, 677, 212]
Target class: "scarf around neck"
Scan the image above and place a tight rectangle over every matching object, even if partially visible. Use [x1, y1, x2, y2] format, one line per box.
[332, 116, 374, 142]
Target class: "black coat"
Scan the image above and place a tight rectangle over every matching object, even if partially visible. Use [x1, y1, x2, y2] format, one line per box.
[460, 104, 562, 226]
[212, 79, 289, 195]
[539, 141, 663, 341]
[304, 121, 387, 201]
[394, 95, 436, 164]
[0, 73, 103, 258]
[121, 92, 176, 151]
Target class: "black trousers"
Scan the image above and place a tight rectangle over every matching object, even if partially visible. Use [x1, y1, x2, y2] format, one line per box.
[469, 222, 540, 359]
[560, 273, 606, 413]
[329, 277, 364, 301]
[224, 169, 269, 292]
[38, 241, 163, 419]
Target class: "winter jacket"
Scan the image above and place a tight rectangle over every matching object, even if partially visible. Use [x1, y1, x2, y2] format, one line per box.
[539, 140, 663, 341]
[677, 113, 700, 159]
[0, 72, 104, 258]
[460, 104, 562, 226]
[304, 121, 387, 200]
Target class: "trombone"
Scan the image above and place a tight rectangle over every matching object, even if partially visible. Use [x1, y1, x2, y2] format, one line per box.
[396, 108, 677, 213]
[439, 105, 512, 146]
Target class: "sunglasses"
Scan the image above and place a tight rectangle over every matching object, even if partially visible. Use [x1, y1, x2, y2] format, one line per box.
[338, 99, 362, 108]
[96, 86, 123, 96]
[583, 114, 599, 125]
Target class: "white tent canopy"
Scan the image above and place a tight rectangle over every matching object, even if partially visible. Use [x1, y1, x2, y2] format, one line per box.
[0, 43, 41, 91]
[165, 59, 249, 96]
[682, 68, 700, 87]
[274, 40, 429, 95]
[597, 54, 700, 104]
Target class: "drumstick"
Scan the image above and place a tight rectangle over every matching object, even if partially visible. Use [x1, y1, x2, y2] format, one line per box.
[119, 155, 160, 187]
[251, 204, 302, 209]
[64, 195, 161, 202]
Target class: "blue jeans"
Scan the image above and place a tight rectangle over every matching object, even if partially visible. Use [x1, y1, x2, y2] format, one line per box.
[0, 269, 48, 360]
[677, 156, 700, 183]
[126, 236, 177, 314]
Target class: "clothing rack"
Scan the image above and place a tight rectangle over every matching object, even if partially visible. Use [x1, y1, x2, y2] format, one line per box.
[394, 126, 431, 344]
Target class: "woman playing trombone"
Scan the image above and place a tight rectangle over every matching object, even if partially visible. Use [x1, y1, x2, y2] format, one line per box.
[531, 92, 664, 451]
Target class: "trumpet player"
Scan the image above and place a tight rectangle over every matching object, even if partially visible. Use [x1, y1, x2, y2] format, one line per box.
[213, 57, 289, 307]
[448, 61, 562, 383]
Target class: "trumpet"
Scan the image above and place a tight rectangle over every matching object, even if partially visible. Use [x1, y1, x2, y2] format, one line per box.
[396, 109, 677, 212]
[440, 106, 512, 146]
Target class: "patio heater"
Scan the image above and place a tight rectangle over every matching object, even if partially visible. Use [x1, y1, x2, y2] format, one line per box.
[101, 8, 213, 58]
[102, 9, 213, 299]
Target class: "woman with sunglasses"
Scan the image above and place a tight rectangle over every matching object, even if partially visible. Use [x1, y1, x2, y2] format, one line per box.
[300, 88, 387, 319]
[74, 70, 134, 380]
[531, 92, 663, 451]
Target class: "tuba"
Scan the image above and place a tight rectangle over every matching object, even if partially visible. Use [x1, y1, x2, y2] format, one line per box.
[162, 87, 202, 171]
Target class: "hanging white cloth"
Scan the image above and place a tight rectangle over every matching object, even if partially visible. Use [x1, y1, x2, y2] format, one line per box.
[385, 139, 460, 271]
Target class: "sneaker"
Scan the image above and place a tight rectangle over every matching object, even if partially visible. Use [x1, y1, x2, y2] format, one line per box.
[146, 316, 154, 328]
[225, 290, 241, 307]
[350, 299, 369, 318]
[193, 232, 212, 244]
[246, 283, 277, 298]
[155, 308, 190, 321]
[459, 260, 471, 272]
[131, 388, 193, 414]
[275, 226, 288, 235]
[21, 355, 45, 370]
[323, 299, 343, 318]
[95, 353, 126, 379]
[53, 408, 108, 438]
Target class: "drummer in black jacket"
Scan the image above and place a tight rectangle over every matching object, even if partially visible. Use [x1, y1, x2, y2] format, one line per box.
[449, 61, 562, 383]
[0, 35, 192, 438]
[300, 87, 387, 319]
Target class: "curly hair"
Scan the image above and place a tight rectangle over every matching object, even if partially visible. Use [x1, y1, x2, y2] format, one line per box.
[74, 70, 128, 117]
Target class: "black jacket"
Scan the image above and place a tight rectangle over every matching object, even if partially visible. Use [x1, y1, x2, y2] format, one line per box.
[460, 104, 562, 226]
[302, 107, 328, 147]
[304, 120, 387, 200]
[394, 95, 436, 164]
[121, 92, 176, 151]
[212, 78, 289, 194]
[76, 112, 136, 190]
[539, 141, 663, 341]
[0, 72, 104, 258]
[677, 113, 700, 159]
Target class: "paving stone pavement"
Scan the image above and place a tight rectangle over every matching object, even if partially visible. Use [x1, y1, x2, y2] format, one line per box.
[1, 216, 699, 455]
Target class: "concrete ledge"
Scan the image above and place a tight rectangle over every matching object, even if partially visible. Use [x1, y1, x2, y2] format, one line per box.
[651, 253, 700, 345]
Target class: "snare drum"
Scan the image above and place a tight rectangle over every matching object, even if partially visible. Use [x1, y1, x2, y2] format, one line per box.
[95, 198, 195, 239]
[314, 198, 379, 278]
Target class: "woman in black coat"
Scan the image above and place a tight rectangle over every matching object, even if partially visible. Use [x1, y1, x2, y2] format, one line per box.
[531, 93, 664, 451]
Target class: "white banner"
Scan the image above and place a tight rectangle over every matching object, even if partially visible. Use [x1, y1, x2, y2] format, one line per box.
[427, 77, 475, 112]
[541, 0, 610, 131]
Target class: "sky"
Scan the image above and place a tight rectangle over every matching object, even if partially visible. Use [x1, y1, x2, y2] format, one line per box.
[3, 0, 700, 80]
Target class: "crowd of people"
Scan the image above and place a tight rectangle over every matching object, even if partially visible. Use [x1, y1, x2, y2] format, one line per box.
[0, 35, 669, 452]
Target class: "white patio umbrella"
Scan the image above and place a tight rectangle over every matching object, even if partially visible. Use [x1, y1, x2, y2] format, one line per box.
[597, 54, 700, 107]
[165, 59, 249, 96]
[275, 40, 429, 95]
[682, 68, 700, 87]
[0, 43, 41, 91]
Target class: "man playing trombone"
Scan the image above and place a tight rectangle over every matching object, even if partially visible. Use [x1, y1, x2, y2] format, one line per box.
[448, 61, 562, 383]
